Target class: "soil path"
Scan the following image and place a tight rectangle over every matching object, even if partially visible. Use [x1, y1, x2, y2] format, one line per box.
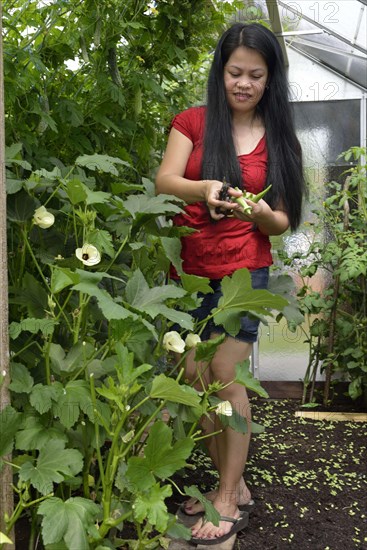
[170, 399, 367, 550]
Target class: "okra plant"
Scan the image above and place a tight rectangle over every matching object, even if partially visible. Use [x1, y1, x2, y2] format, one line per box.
[1, 150, 293, 549]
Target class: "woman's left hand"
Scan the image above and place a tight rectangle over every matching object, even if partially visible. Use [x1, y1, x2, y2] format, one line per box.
[232, 198, 272, 223]
[233, 198, 290, 236]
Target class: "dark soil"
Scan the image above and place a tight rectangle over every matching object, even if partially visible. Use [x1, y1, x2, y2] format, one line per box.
[170, 399, 367, 550]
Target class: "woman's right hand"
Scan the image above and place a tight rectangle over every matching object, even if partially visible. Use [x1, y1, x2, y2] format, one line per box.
[204, 180, 239, 220]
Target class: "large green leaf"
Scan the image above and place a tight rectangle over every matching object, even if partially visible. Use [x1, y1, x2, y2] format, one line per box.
[268, 274, 304, 325]
[88, 228, 114, 257]
[349, 377, 363, 400]
[193, 334, 226, 363]
[50, 267, 80, 294]
[166, 516, 192, 541]
[9, 318, 57, 340]
[123, 194, 183, 219]
[160, 236, 183, 275]
[184, 485, 220, 525]
[110, 318, 154, 346]
[9, 362, 34, 393]
[133, 483, 172, 532]
[66, 178, 87, 205]
[126, 269, 185, 307]
[53, 379, 94, 429]
[19, 440, 83, 494]
[67, 179, 111, 205]
[0, 406, 22, 456]
[49, 341, 94, 374]
[38, 496, 100, 548]
[6, 176, 23, 194]
[7, 190, 36, 222]
[73, 281, 135, 321]
[29, 167, 62, 183]
[71, 270, 136, 321]
[234, 360, 269, 398]
[126, 421, 194, 490]
[16, 416, 67, 451]
[151, 304, 192, 330]
[18, 273, 48, 318]
[30, 383, 63, 414]
[216, 408, 249, 434]
[180, 273, 213, 295]
[213, 269, 288, 336]
[126, 269, 193, 328]
[75, 154, 128, 176]
[150, 374, 202, 408]
[114, 343, 152, 386]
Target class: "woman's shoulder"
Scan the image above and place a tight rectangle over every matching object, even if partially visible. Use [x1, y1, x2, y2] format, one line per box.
[173, 105, 206, 123]
[171, 105, 206, 140]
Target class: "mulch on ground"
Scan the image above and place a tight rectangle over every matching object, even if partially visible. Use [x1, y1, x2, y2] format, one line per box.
[170, 398, 367, 550]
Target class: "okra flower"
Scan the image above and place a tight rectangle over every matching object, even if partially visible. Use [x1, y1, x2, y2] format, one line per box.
[33, 206, 55, 229]
[163, 331, 185, 354]
[75, 243, 101, 266]
[185, 333, 201, 349]
[215, 400, 233, 417]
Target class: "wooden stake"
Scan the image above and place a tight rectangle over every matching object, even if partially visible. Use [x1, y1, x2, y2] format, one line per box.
[0, 5, 15, 547]
[295, 410, 367, 422]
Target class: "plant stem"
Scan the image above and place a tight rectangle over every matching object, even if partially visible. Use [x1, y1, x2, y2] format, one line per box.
[194, 429, 223, 442]
[44, 335, 52, 385]
[89, 374, 105, 491]
[22, 230, 73, 331]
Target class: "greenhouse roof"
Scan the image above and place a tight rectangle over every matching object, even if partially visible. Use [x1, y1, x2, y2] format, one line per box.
[263, 0, 367, 89]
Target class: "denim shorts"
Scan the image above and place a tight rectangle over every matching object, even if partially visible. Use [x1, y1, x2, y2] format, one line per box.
[190, 267, 269, 343]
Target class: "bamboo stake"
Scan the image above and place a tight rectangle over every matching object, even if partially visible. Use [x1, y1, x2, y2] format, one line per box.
[295, 410, 367, 422]
[323, 176, 350, 407]
[0, 5, 15, 546]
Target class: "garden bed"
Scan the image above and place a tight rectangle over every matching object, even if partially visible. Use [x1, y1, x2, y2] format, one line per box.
[170, 398, 367, 550]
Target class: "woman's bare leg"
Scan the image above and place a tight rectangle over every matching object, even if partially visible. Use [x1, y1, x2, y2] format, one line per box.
[190, 336, 253, 540]
[183, 411, 252, 513]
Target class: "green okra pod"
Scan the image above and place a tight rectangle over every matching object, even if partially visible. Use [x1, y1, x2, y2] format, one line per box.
[233, 184, 272, 213]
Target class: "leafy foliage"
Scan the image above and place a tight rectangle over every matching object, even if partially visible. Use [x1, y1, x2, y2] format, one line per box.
[279, 147, 367, 405]
[1, 1, 296, 548]
[38, 497, 100, 548]
[3, 0, 243, 175]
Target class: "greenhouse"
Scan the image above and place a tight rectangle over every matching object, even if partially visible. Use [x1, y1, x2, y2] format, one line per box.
[0, 1, 366, 549]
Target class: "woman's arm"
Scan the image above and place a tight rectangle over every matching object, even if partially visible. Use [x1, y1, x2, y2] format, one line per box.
[255, 206, 290, 235]
[155, 128, 235, 220]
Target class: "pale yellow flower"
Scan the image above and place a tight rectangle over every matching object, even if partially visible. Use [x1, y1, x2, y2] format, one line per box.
[163, 331, 185, 354]
[185, 333, 201, 349]
[75, 243, 101, 266]
[215, 400, 233, 417]
[33, 206, 55, 229]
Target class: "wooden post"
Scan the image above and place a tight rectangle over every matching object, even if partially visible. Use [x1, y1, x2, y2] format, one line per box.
[0, 4, 14, 546]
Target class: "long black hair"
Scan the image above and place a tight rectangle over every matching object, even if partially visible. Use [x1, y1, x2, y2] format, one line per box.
[201, 23, 305, 230]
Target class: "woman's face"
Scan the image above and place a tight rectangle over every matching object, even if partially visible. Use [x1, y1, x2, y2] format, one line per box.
[224, 46, 268, 114]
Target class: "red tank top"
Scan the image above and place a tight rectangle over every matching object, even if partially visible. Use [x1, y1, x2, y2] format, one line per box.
[171, 106, 272, 279]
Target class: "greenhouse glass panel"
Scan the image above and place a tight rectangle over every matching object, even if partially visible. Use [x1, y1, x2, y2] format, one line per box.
[293, 99, 361, 165]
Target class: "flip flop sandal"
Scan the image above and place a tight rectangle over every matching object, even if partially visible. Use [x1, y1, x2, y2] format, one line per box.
[190, 511, 249, 546]
[178, 498, 255, 518]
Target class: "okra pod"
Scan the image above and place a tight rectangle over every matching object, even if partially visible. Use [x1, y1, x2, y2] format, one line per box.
[233, 184, 272, 213]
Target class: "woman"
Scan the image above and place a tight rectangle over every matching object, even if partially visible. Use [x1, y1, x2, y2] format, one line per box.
[155, 22, 305, 545]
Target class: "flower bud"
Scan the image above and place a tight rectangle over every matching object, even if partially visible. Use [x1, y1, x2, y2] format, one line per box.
[163, 331, 185, 354]
[33, 206, 55, 229]
[185, 333, 201, 349]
